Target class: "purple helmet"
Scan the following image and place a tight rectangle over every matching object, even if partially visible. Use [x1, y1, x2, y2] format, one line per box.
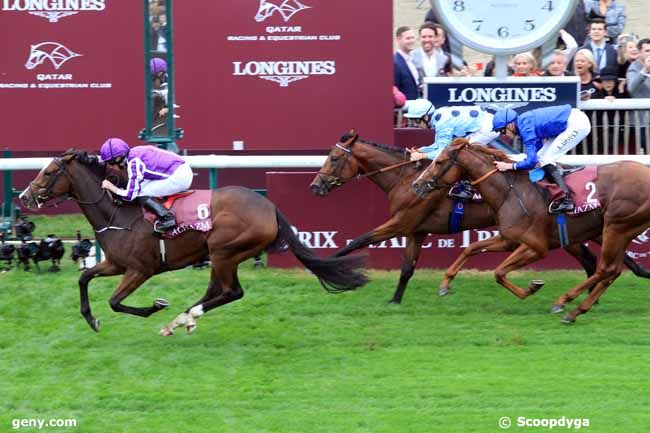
[100, 138, 130, 162]
[150, 57, 167, 75]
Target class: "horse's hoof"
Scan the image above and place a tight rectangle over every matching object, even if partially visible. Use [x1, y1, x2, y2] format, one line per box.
[550, 304, 564, 314]
[90, 318, 100, 332]
[529, 280, 545, 292]
[159, 327, 174, 336]
[186, 324, 197, 334]
[561, 314, 576, 325]
[438, 286, 450, 297]
[154, 298, 170, 309]
[388, 299, 402, 305]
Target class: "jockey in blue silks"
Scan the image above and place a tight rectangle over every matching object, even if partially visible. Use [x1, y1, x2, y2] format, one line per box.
[98, 138, 193, 231]
[492, 104, 591, 214]
[403, 98, 500, 199]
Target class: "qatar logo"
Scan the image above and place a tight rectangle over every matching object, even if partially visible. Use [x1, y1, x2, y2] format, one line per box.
[254, 0, 310, 23]
[24, 42, 82, 70]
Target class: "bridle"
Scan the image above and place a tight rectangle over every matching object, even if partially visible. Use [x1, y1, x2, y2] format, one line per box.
[316, 136, 417, 192]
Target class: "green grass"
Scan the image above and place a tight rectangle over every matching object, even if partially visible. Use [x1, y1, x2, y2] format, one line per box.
[21, 214, 94, 239]
[1, 257, 649, 433]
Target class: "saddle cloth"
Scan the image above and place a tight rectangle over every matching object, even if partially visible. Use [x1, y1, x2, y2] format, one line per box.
[142, 190, 213, 238]
[537, 165, 601, 216]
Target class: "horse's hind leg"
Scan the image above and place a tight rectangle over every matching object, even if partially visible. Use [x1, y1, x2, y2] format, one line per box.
[389, 232, 426, 304]
[79, 260, 123, 332]
[108, 269, 169, 317]
[160, 260, 243, 336]
[439, 235, 515, 297]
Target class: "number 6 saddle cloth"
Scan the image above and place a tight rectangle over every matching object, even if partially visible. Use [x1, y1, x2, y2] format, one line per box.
[142, 190, 213, 238]
[536, 165, 601, 216]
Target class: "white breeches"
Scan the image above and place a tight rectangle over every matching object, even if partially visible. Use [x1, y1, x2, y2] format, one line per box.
[139, 163, 193, 197]
[537, 109, 591, 167]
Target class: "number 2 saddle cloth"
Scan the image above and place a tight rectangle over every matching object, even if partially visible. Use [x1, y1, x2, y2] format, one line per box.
[142, 190, 213, 238]
[536, 166, 601, 216]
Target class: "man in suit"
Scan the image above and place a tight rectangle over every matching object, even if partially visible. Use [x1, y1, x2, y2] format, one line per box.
[581, 19, 617, 75]
[412, 22, 450, 79]
[393, 26, 420, 100]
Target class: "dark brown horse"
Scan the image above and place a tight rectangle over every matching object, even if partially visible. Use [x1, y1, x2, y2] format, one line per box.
[19, 150, 368, 335]
[412, 138, 650, 323]
[309, 131, 606, 303]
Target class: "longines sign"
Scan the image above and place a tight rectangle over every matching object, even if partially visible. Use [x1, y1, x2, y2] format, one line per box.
[424, 76, 580, 112]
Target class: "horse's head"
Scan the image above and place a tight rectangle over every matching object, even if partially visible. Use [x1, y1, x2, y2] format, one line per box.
[411, 138, 469, 198]
[19, 149, 104, 209]
[310, 130, 361, 196]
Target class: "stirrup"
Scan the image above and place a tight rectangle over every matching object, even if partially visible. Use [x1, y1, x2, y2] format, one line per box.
[448, 189, 473, 200]
[548, 199, 575, 214]
[154, 218, 177, 232]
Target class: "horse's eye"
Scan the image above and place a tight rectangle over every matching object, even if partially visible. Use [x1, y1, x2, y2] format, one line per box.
[331, 156, 339, 163]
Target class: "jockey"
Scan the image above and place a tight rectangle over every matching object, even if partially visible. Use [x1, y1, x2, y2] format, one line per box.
[99, 138, 193, 232]
[491, 104, 591, 214]
[150, 58, 169, 133]
[403, 99, 500, 199]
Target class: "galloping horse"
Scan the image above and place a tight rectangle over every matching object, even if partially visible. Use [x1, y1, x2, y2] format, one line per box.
[310, 131, 608, 303]
[412, 138, 650, 323]
[19, 150, 368, 335]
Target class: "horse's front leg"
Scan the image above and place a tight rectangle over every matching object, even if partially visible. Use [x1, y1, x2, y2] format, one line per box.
[79, 260, 123, 332]
[439, 235, 516, 296]
[493, 244, 547, 299]
[389, 232, 427, 304]
[331, 217, 405, 258]
[107, 269, 170, 318]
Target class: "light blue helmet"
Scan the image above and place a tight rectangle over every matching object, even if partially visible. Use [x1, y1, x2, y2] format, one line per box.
[403, 99, 435, 119]
[492, 108, 519, 131]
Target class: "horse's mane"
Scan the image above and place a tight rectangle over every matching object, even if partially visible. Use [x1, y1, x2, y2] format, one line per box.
[60, 148, 106, 179]
[469, 144, 514, 163]
[339, 133, 405, 156]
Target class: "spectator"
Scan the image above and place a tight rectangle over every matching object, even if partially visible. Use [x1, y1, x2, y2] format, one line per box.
[412, 22, 449, 78]
[581, 19, 617, 75]
[626, 38, 650, 148]
[557, 29, 579, 63]
[584, 0, 626, 42]
[574, 49, 603, 100]
[393, 26, 421, 100]
[595, 67, 628, 100]
[423, 8, 451, 52]
[392, 86, 406, 108]
[565, 0, 589, 46]
[617, 34, 639, 78]
[512, 52, 542, 77]
[543, 50, 574, 76]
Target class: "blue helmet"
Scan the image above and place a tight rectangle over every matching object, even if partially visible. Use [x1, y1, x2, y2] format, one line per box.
[492, 108, 519, 131]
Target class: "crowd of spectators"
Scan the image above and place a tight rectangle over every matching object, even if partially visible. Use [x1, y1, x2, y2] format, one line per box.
[394, 0, 650, 107]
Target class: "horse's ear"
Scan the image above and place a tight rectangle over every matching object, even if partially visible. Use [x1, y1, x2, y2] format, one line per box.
[348, 129, 359, 144]
[450, 137, 469, 149]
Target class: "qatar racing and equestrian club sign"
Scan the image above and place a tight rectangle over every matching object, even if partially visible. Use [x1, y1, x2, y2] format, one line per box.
[173, 0, 393, 151]
[0, 0, 143, 151]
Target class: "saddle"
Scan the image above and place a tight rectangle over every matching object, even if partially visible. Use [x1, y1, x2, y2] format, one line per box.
[142, 190, 213, 238]
[536, 165, 601, 216]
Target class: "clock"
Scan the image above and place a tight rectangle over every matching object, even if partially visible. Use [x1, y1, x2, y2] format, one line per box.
[429, 0, 578, 55]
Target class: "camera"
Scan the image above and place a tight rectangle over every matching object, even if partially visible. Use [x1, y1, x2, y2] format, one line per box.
[15, 217, 36, 241]
[71, 231, 93, 270]
[0, 232, 16, 271]
[16, 240, 39, 271]
[35, 234, 65, 272]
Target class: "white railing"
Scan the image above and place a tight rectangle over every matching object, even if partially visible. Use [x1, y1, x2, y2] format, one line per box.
[2, 153, 650, 172]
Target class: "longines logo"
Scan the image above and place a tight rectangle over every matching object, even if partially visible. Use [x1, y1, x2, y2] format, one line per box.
[448, 87, 557, 104]
[24, 42, 81, 70]
[254, 0, 310, 23]
[233, 60, 336, 87]
[1, 0, 106, 22]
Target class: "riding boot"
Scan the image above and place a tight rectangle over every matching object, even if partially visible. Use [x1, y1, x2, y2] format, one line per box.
[448, 180, 474, 200]
[543, 165, 575, 214]
[138, 196, 177, 231]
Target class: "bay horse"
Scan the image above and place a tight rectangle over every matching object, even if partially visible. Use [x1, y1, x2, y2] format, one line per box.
[19, 150, 368, 335]
[412, 138, 650, 323]
[309, 131, 608, 303]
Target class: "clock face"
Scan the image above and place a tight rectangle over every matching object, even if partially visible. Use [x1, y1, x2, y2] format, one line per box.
[430, 0, 578, 55]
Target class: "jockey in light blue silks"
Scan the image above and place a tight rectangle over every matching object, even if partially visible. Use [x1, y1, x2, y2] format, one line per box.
[99, 138, 194, 231]
[491, 104, 591, 214]
[403, 99, 500, 199]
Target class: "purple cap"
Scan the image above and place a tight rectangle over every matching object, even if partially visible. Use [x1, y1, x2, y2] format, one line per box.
[100, 138, 130, 162]
[150, 57, 167, 75]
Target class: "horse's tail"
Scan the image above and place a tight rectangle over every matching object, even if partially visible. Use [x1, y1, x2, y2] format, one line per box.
[273, 209, 368, 293]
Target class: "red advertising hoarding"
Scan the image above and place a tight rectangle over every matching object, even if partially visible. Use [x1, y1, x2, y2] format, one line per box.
[0, 0, 393, 151]
[0, 1, 143, 150]
[266, 172, 650, 270]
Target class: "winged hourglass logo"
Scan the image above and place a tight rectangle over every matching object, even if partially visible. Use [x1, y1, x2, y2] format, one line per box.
[24, 42, 82, 70]
[254, 0, 311, 23]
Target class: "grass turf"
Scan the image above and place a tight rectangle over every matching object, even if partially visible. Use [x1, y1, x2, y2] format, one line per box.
[1, 259, 649, 432]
